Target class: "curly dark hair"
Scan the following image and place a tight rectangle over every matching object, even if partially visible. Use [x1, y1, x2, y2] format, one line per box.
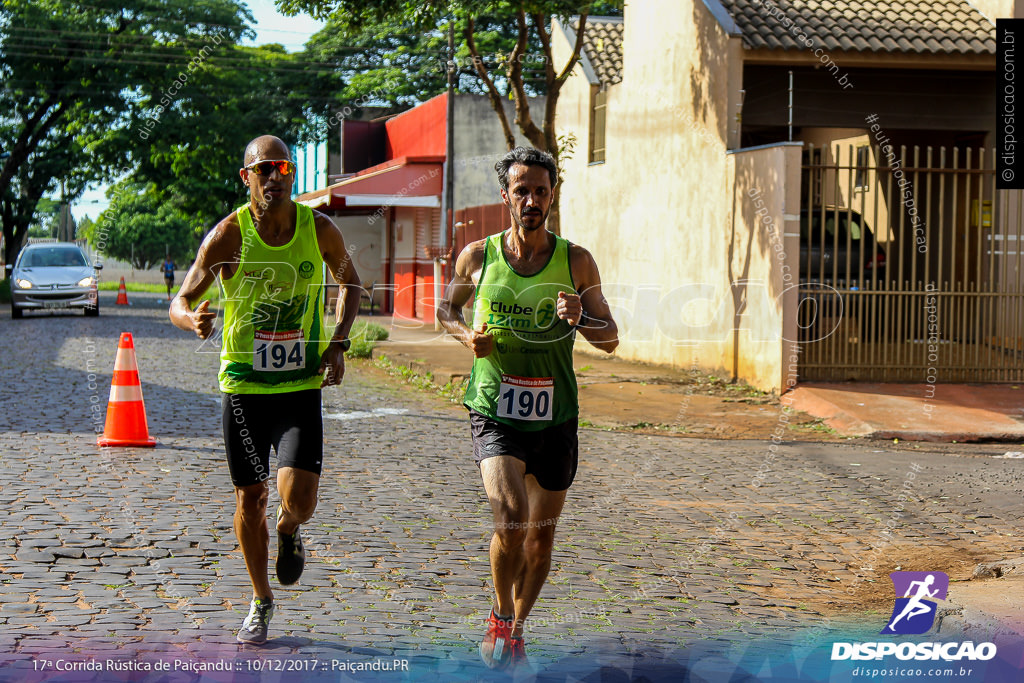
[494, 147, 558, 192]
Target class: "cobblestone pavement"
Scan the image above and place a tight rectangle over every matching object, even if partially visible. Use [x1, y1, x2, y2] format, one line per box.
[1, 293, 1022, 681]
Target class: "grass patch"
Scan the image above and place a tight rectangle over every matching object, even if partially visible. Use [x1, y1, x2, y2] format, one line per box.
[0, 278, 9, 304]
[98, 281, 167, 293]
[98, 280, 223, 305]
[346, 320, 389, 359]
[791, 418, 836, 435]
[373, 355, 467, 403]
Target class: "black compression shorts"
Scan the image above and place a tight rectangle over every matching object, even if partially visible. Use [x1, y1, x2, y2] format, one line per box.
[222, 389, 323, 487]
[469, 410, 578, 492]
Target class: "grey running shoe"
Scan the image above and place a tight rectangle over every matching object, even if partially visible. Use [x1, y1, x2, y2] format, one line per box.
[276, 505, 305, 585]
[237, 598, 274, 645]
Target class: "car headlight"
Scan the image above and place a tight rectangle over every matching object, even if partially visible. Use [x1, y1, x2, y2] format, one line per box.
[15, 278, 32, 289]
[77, 276, 95, 287]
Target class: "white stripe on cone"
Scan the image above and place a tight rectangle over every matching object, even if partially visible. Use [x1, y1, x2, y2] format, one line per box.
[108, 384, 144, 403]
[113, 347, 139, 371]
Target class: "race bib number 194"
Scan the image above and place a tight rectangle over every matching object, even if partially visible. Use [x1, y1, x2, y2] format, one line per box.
[497, 375, 553, 421]
[254, 329, 305, 371]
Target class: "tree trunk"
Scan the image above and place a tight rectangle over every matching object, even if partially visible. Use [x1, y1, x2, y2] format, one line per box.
[2, 207, 33, 271]
[465, 5, 593, 234]
[531, 8, 591, 235]
[2, 201, 16, 273]
[548, 184, 561, 235]
[464, 18, 517, 151]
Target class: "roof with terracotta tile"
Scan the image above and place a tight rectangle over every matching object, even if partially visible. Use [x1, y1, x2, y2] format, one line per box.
[720, 0, 995, 54]
[569, 16, 624, 86]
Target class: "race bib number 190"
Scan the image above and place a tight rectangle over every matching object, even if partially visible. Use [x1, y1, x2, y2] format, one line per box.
[497, 375, 553, 421]
[254, 329, 305, 371]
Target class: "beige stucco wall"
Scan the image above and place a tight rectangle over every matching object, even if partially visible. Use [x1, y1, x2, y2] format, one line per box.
[554, 1, 799, 391]
[972, 0, 1013, 21]
[728, 143, 803, 390]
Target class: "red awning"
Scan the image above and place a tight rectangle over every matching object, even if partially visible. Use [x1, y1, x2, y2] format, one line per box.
[295, 156, 443, 211]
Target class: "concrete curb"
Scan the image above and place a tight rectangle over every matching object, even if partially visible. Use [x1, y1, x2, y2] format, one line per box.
[786, 387, 875, 437]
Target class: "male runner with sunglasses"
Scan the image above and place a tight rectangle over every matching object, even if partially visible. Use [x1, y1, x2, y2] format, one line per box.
[170, 135, 361, 644]
[437, 147, 618, 670]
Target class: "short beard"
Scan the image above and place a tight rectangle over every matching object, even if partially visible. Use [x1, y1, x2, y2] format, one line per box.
[512, 208, 548, 232]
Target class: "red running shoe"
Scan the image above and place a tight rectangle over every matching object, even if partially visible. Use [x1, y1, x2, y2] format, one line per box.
[509, 636, 530, 670]
[479, 610, 514, 669]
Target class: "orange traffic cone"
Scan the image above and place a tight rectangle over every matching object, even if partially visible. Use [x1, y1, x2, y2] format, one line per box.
[115, 277, 129, 305]
[97, 332, 156, 447]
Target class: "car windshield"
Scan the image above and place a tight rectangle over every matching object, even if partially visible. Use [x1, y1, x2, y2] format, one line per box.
[23, 247, 88, 268]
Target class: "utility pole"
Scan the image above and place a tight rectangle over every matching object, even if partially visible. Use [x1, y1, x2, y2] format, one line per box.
[788, 70, 794, 142]
[445, 20, 456, 258]
[58, 179, 72, 241]
[436, 20, 456, 331]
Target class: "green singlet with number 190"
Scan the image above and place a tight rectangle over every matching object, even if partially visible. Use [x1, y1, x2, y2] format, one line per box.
[218, 204, 326, 394]
[463, 230, 578, 431]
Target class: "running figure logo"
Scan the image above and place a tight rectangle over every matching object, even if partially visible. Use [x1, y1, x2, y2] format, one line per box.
[881, 571, 949, 635]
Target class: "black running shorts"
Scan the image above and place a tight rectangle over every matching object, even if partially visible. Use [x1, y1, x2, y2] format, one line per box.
[222, 389, 323, 487]
[469, 410, 579, 492]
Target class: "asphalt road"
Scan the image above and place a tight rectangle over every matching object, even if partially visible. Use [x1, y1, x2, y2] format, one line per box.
[0, 292, 1021, 681]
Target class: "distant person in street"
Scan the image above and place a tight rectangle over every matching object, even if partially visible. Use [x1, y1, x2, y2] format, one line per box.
[169, 135, 361, 645]
[160, 258, 176, 301]
[437, 147, 619, 670]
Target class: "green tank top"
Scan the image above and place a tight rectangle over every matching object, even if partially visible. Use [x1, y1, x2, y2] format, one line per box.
[218, 204, 326, 394]
[463, 230, 578, 430]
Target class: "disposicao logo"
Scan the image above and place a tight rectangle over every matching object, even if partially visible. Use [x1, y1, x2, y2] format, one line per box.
[830, 570, 997, 663]
[882, 571, 948, 635]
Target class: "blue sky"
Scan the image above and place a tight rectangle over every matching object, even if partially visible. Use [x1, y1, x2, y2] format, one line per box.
[71, 0, 325, 221]
[242, 0, 325, 52]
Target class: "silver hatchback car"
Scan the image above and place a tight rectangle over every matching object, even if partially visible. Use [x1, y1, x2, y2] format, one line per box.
[10, 242, 102, 318]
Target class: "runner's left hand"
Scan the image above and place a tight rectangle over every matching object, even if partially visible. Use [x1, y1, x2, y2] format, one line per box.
[319, 342, 347, 387]
[556, 291, 582, 327]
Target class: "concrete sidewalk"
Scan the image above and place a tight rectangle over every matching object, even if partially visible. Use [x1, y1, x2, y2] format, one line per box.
[941, 560, 1024, 639]
[364, 316, 824, 439]
[788, 383, 1024, 442]
[363, 316, 1024, 442]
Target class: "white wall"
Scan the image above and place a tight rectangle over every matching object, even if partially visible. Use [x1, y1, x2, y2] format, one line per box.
[330, 214, 385, 285]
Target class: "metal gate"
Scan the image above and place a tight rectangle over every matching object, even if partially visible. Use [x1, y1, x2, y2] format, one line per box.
[798, 142, 1024, 382]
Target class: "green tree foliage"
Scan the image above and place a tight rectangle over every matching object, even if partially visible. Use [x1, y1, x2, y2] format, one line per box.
[81, 182, 198, 270]
[27, 198, 59, 238]
[0, 0, 250, 266]
[279, 0, 623, 232]
[125, 42, 334, 228]
[302, 13, 544, 112]
[76, 215, 95, 241]
[1, 0, 340, 270]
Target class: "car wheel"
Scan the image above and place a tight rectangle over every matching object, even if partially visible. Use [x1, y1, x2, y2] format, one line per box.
[11, 304, 22, 319]
[85, 304, 99, 317]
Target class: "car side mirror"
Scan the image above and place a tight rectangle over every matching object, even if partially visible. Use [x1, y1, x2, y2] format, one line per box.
[93, 263, 104, 271]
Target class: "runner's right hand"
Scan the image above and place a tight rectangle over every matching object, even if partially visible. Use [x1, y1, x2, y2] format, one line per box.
[191, 300, 216, 340]
[469, 322, 493, 358]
